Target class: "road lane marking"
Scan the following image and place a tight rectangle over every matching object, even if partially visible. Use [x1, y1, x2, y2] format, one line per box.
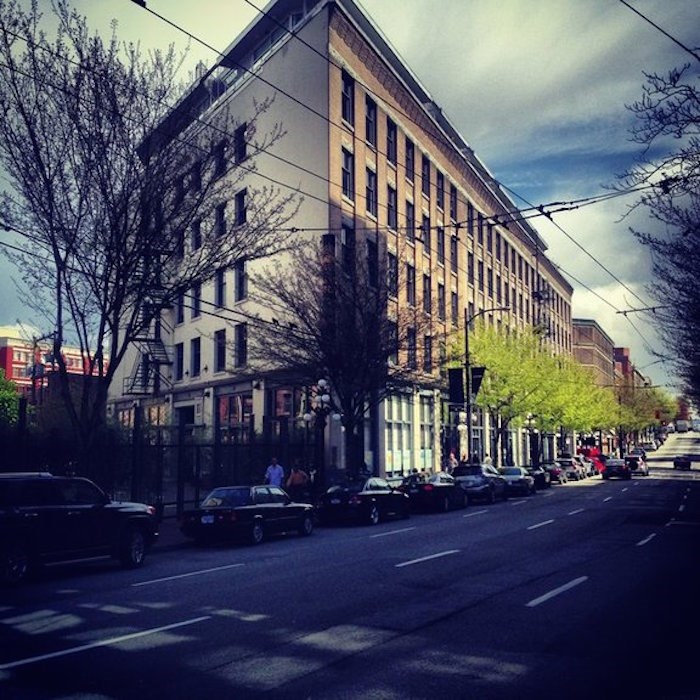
[679, 504, 686, 512]
[510, 500, 527, 506]
[636, 533, 656, 546]
[603, 497, 613, 502]
[622, 487, 629, 492]
[370, 527, 416, 539]
[395, 549, 459, 568]
[568, 508, 584, 516]
[132, 563, 245, 586]
[527, 519, 554, 530]
[526, 576, 588, 608]
[0, 616, 210, 670]
[463, 510, 488, 518]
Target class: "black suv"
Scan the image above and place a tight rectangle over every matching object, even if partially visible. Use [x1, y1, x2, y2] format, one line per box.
[0, 472, 159, 584]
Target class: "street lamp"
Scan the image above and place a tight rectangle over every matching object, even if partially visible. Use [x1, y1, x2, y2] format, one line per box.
[525, 413, 539, 468]
[464, 306, 509, 462]
[303, 379, 336, 494]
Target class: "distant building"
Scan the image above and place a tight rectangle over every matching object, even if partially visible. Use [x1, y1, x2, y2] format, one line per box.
[572, 319, 615, 388]
[0, 327, 87, 401]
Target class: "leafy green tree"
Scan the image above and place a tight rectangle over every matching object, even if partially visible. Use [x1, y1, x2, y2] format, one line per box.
[0, 369, 19, 428]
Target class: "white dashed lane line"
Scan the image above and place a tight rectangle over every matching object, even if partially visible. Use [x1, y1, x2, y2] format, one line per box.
[527, 519, 555, 531]
[526, 576, 588, 608]
[370, 527, 416, 539]
[395, 550, 460, 568]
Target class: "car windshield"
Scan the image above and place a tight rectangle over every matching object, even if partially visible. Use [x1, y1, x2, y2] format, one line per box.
[200, 487, 252, 508]
[500, 467, 523, 476]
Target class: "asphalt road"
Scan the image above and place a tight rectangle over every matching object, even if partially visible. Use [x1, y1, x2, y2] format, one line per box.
[2, 434, 700, 699]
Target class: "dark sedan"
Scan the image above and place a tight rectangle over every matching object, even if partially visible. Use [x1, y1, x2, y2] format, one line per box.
[452, 464, 507, 504]
[399, 472, 467, 512]
[500, 466, 536, 497]
[525, 464, 552, 489]
[602, 458, 631, 480]
[673, 455, 692, 470]
[318, 477, 410, 525]
[179, 485, 315, 545]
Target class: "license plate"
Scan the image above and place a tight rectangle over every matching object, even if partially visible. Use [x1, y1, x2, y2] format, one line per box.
[201, 515, 215, 524]
[330, 499, 341, 505]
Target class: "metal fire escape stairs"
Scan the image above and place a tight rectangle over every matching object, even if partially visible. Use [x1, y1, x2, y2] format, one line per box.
[123, 302, 173, 396]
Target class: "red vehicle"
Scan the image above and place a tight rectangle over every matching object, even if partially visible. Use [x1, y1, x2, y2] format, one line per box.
[578, 446, 605, 474]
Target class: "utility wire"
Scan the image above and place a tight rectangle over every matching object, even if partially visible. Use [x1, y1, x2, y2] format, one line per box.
[618, 0, 700, 64]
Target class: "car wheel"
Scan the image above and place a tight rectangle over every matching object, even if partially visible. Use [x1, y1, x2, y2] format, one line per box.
[298, 514, 314, 537]
[119, 527, 146, 568]
[250, 520, 265, 545]
[367, 504, 380, 526]
[0, 542, 31, 585]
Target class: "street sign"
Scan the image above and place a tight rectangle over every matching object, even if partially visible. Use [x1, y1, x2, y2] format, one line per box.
[448, 367, 464, 404]
[470, 366, 485, 396]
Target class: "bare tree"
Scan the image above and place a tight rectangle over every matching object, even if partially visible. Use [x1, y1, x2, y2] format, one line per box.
[617, 64, 700, 401]
[0, 0, 298, 463]
[249, 236, 440, 479]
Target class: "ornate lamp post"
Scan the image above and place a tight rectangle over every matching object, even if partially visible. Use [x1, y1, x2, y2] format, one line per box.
[303, 378, 335, 494]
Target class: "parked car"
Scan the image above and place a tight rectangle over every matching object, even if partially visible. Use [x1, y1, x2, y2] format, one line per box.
[673, 455, 692, 470]
[318, 477, 410, 525]
[628, 446, 647, 460]
[541, 461, 568, 484]
[179, 485, 315, 545]
[499, 466, 536, 496]
[0, 472, 159, 585]
[525, 464, 552, 489]
[641, 441, 658, 452]
[557, 457, 585, 481]
[579, 457, 597, 477]
[602, 458, 632, 480]
[625, 454, 649, 476]
[399, 472, 466, 512]
[452, 464, 507, 504]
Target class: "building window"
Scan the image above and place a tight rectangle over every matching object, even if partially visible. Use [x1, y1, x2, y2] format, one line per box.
[422, 214, 431, 253]
[191, 281, 201, 318]
[450, 235, 458, 273]
[468, 252, 474, 285]
[437, 227, 445, 265]
[421, 155, 430, 197]
[215, 203, 226, 237]
[407, 327, 417, 369]
[406, 264, 416, 306]
[477, 212, 484, 246]
[176, 229, 185, 259]
[467, 202, 474, 237]
[341, 70, 354, 125]
[423, 273, 432, 314]
[496, 274, 502, 304]
[406, 200, 415, 242]
[214, 140, 227, 178]
[214, 329, 226, 372]
[341, 224, 355, 275]
[423, 334, 433, 373]
[190, 337, 201, 377]
[234, 122, 247, 163]
[342, 148, 354, 200]
[388, 320, 398, 365]
[235, 189, 247, 225]
[175, 343, 184, 380]
[387, 186, 397, 230]
[451, 290, 458, 326]
[487, 268, 493, 298]
[235, 323, 248, 367]
[366, 168, 377, 217]
[450, 184, 457, 221]
[504, 241, 509, 269]
[438, 283, 446, 321]
[487, 223, 493, 253]
[176, 292, 185, 324]
[436, 171, 444, 210]
[191, 219, 202, 250]
[405, 138, 414, 181]
[365, 96, 377, 146]
[235, 259, 247, 301]
[387, 118, 397, 165]
[368, 238, 378, 288]
[190, 161, 202, 193]
[388, 251, 398, 297]
[215, 269, 226, 308]
[478, 261, 484, 292]
[495, 232, 502, 261]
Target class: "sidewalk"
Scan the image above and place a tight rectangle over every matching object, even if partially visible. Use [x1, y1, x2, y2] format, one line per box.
[153, 516, 190, 552]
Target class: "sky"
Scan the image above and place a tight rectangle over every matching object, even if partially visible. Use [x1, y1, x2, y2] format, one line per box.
[1, 0, 698, 393]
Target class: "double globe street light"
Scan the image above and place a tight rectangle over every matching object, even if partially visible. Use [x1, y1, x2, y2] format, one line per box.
[302, 379, 340, 494]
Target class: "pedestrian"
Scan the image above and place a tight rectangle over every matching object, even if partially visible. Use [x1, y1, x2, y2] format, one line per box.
[286, 460, 309, 502]
[264, 456, 285, 487]
[483, 454, 493, 466]
[447, 450, 459, 473]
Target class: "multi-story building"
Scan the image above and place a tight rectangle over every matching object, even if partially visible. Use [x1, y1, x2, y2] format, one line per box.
[109, 0, 573, 476]
[572, 319, 615, 388]
[0, 327, 87, 401]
